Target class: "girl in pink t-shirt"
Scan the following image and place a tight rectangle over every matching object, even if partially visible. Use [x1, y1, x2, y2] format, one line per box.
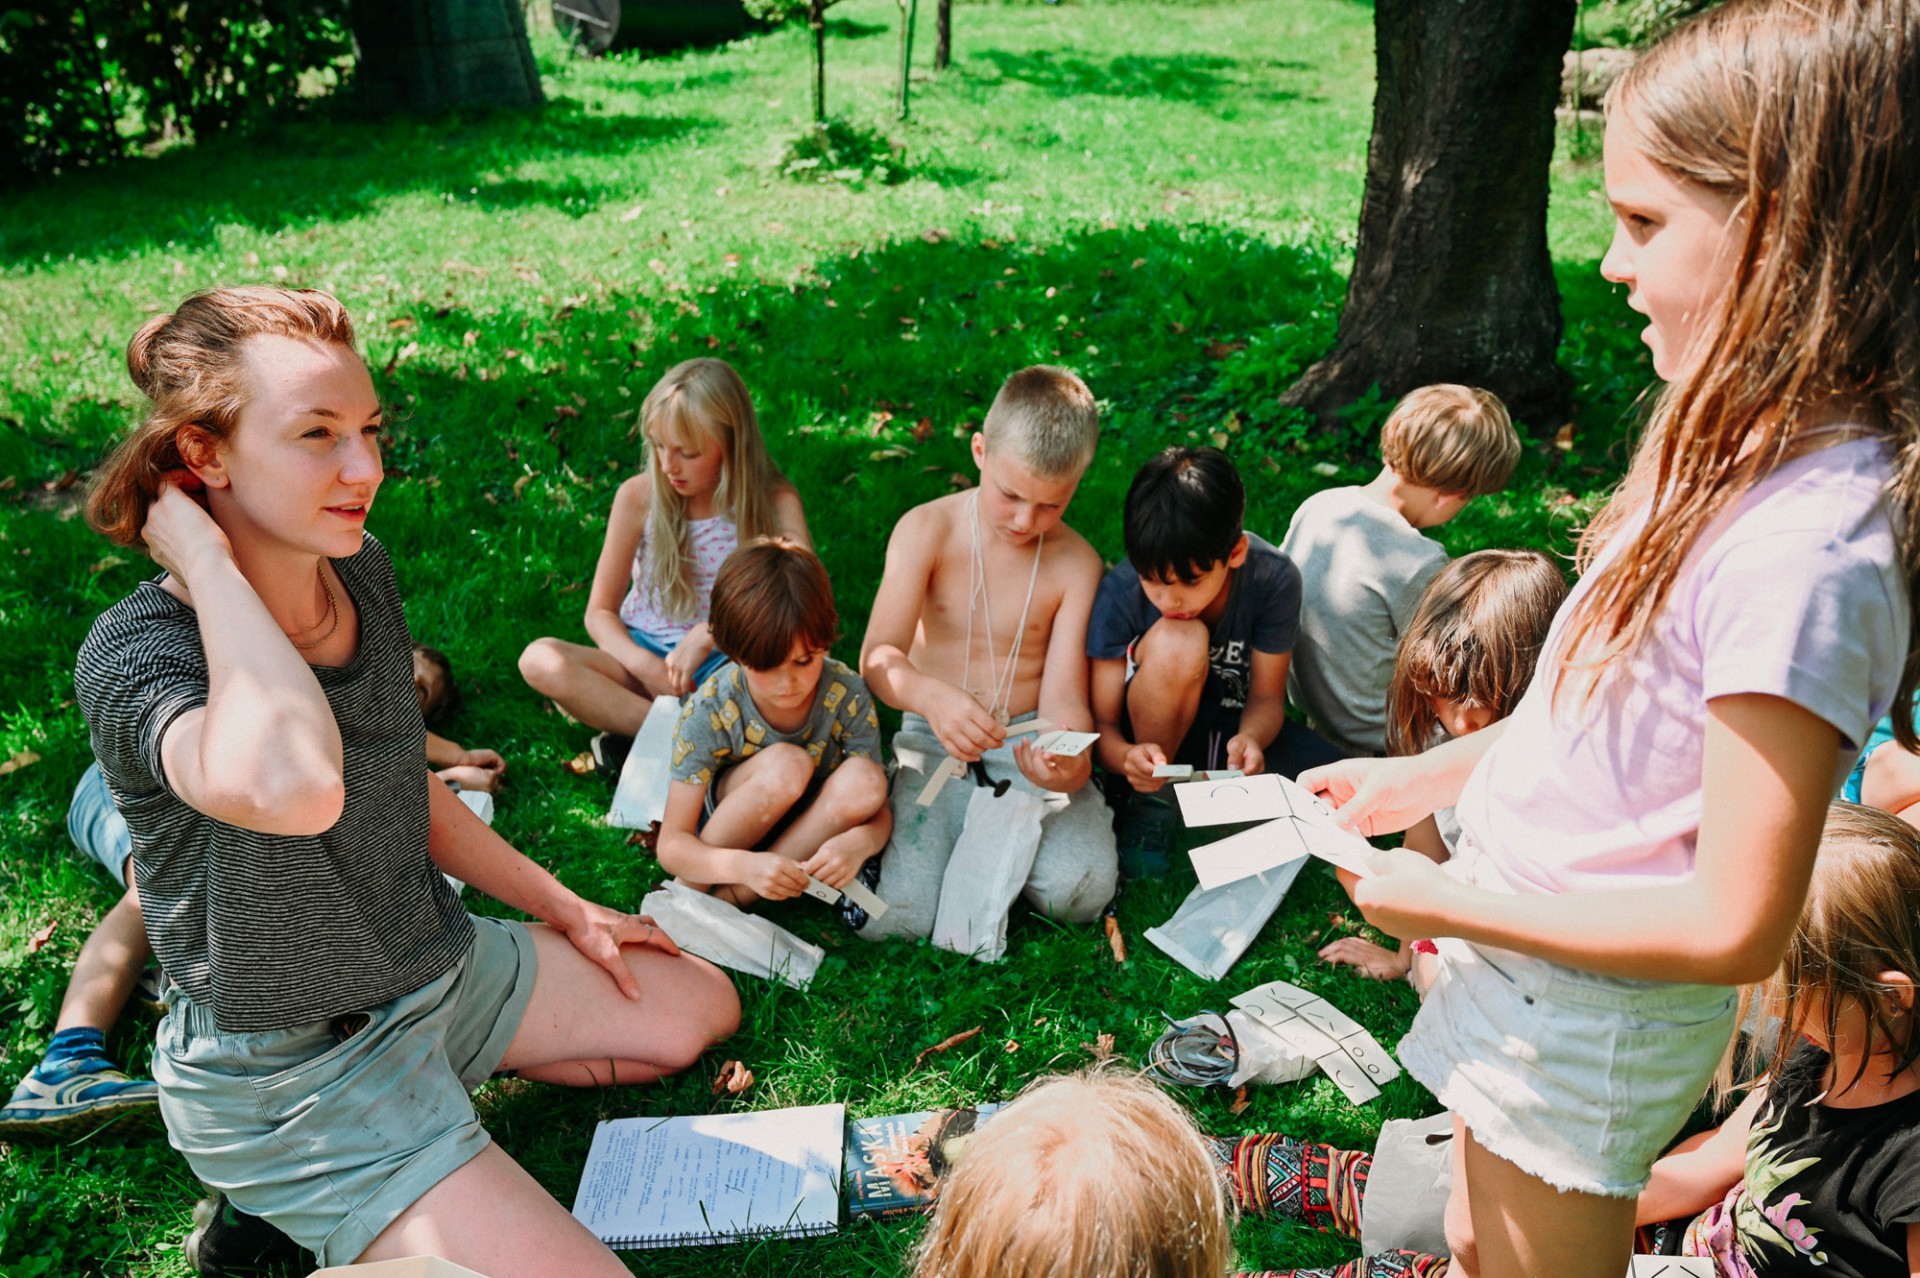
[1303, 5, 1920, 1276]
[518, 358, 810, 749]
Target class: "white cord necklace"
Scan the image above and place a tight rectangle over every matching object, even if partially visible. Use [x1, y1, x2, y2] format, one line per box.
[961, 490, 1042, 725]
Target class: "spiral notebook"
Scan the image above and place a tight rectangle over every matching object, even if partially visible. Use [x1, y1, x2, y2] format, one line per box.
[570, 1103, 844, 1249]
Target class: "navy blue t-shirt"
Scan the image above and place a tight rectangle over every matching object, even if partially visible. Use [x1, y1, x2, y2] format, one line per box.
[1087, 533, 1302, 749]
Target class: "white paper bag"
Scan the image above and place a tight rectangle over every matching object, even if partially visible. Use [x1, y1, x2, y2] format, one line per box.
[931, 785, 1046, 962]
[1223, 1008, 1317, 1086]
[608, 695, 681, 830]
[1142, 852, 1308, 981]
[640, 879, 824, 990]
[1359, 1113, 1455, 1256]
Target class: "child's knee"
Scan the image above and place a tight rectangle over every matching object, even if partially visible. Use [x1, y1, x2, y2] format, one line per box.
[751, 743, 817, 804]
[825, 757, 889, 818]
[1135, 617, 1211, 683]
[1026, 855, 1117, 923]
[517, 637, 567, 692]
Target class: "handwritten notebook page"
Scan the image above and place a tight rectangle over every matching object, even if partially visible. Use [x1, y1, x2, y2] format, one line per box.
[570, 1103, 844, 1249]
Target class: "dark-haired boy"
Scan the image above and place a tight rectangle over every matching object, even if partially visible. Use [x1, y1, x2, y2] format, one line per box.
[1088, 447, 1340, 875]
[657, 537, 891, 907]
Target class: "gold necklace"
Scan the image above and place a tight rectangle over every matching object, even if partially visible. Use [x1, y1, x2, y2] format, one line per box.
[288, 569, 340, 651]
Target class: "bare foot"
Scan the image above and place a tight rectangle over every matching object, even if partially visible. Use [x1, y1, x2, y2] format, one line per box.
[1319, 936, 1411, 981]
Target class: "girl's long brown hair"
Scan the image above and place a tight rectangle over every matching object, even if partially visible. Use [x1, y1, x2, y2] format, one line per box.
[1562, 0, 1920, 744]
[640, 358, 788, 621]
[87, 287, 357, 548]
[1386, 550, 1569, 757]
[1723, 801, 1920, 1102]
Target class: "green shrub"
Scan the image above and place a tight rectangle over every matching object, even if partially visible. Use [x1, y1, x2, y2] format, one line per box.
[0, 2, 351, 178]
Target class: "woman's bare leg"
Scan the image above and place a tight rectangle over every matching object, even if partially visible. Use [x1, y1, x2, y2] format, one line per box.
[355, 1142, 629, 1275]
[498, 923, 739, 1087]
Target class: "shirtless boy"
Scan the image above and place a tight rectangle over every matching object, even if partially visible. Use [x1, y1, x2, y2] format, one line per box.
[856, 367, 1118, 940]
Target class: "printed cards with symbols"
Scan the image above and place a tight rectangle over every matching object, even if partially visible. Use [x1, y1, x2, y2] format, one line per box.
[1030, 729, 1100, 758]
[1626, 1260, 1713, 1277]
[1231, 978, 1401, 1106]
[801, 875, 889, 921]
[1181, 774, 1376, 885]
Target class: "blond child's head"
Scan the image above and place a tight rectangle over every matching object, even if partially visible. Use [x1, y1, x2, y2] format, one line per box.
[1378, 384, 1520, 505]
[912, 1069, 1231, 1278]
[639, 357, 787, 620]
[978, 366, 1100, 481]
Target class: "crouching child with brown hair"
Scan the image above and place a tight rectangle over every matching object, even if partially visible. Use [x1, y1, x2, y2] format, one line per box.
[656, 538, 891, 907]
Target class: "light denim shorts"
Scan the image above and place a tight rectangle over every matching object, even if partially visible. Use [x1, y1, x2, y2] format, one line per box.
[1398, 936, 1735, 1197]
[627, 625, 731, 685]
[153, 916, 537, 1266]
[67, 763, 132, 888]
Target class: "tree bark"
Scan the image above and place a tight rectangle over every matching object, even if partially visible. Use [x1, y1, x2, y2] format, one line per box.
[811, 4, 827, 124]
[1282, 0, 1576, 431]
[351, 0, 542, 115]
[934, 0, 951, 71]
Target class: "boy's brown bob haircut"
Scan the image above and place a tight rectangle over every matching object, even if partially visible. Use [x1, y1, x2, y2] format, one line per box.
[980, 365, 1100, 479]
[1378, 383, 1521, 499]
[708, 537, 840, 672]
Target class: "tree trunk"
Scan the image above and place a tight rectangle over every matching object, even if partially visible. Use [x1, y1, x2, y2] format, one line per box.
[351, 0, 542, 115]
[897, 0, 917, 119]
[811, 6, 827, 124]
[934, 0, 951, 71]
[1282, 0, 1576, 431]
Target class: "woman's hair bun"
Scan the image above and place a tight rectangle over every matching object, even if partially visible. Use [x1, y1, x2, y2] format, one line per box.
[125, 312, 175, 398]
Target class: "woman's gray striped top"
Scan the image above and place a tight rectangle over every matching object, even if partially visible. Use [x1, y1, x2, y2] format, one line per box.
[75, 534, 473, 1034]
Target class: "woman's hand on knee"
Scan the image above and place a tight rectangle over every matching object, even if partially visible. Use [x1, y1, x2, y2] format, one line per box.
[554, 899, 681, 999]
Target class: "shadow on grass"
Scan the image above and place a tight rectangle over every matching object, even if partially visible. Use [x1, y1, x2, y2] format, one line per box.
[0, 98, 712, 266]
[975, 49, 1314, 105]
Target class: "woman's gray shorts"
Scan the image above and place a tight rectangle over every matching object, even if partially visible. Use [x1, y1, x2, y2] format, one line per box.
[153, 916, 537, 1266]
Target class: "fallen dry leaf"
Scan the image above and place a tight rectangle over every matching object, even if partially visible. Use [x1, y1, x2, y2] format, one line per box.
[1554, 422, 1576, 452]
[0, 750, 41, 778]
[565, 751, 595, 775]
[711, 1059, 754, 1095]
[512, 474, 535, 500]
[911, 417, 934, 444]
[1082, 1033, 1115, 1061]
[1203, 340, 1248, 360]
[914, 1025, 985, 1069]
[948, 473, 973, 491]
[1104, 913, 1128, 963]
[27, 919, 57, 953]
[1004, 1039, 1020, 1053]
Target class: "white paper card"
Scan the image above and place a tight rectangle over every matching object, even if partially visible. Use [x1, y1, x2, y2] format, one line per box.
[803, 874, 888, 921]
[1626, 1261, 1714, 1278]
[1231, 978, 1401, 1105]
[1189, 819, 1310, 891]
[1173, 772, 1288, 826]
[608, 696, 682, 830]
[1275, 775, 1378, 877]
[1031, 729, 1099, 757]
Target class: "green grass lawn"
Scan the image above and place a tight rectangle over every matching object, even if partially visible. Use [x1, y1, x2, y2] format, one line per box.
[0, 2, 1652, 1272]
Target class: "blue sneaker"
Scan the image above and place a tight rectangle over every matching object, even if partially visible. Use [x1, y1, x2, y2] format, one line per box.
[0, 1055, 160, 1142]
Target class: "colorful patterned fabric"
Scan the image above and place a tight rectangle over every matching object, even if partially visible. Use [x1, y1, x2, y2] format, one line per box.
[1238, 1249, 1451, 1278]
[1208, 1133, 1370, 1240]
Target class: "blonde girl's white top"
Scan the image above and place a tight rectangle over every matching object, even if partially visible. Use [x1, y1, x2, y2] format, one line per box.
[1450, 437, 1907, 897]
[618, 513, 738, 644]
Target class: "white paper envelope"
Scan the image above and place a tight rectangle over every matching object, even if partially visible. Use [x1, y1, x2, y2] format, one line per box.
[1330, 1027, 1402, 1087]
[1173, 773, 1288, 826]
[1314, 1047, 1383, 1105]
[1232, 978, 1322, 1012]
[1626, 1260, 1714, 1277]
[608, 696, 681, 830]
[1295, 997, 1367, 1041]
[1190, 820, 1310, 890]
